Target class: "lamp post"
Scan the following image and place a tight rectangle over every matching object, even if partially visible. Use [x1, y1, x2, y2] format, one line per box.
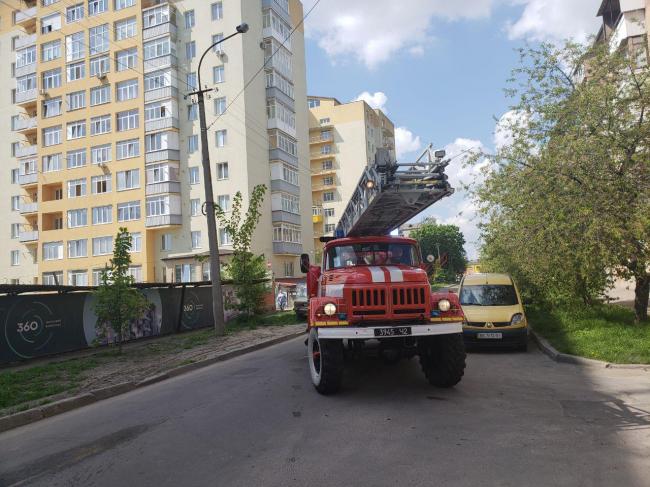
[187, 23, 249, 335]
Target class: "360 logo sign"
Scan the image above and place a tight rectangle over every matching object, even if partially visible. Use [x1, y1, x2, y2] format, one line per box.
[3, 300, 62, 359]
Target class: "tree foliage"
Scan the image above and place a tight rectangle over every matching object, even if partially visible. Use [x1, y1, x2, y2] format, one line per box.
[410, 222, 468, 282]
[93, 228, 149, 351]
[472, 41, 650, 322]
[215, 185, 269, 316]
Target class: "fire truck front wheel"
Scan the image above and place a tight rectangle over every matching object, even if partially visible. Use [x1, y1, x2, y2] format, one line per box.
[418, 334, 466, 388]
[308, 328, 344, 395]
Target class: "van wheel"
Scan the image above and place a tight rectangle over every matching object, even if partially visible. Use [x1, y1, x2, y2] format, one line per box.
[419, 334, 466, 388]
[308, 328, 344, 395]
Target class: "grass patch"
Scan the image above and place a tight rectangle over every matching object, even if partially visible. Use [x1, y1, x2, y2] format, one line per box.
[528, 304, 650, 364]
[227, 311, 302, 333]
[0, 357, 100, 410]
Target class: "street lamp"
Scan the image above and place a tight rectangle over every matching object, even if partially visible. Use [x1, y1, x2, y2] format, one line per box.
[188, 23, 248, 335]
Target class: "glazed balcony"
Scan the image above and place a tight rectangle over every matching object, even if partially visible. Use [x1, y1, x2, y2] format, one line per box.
[12, 115, 37, 133]
[145, 214, 182, 227]
[14, 62, 36, 78]
[14, 6, 36, 28]
[272, 242, 303, 255]
[15, 89, 37, 105]
[15, 144, 37, 158]
[19, 172, 38, 186]
[19, 230, 38, 243]
[145, 149, 180, 164]
[14, 33, 36, 50]
[20, 201, 38, 214]
[143, 54, 177, 73]
[145, 117, 179, 133]
[143, 22, 177, 41]
[145, 86, 178, 103]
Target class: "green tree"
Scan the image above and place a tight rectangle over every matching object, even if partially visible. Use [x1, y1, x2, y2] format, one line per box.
[93, 228, 149, 352]
[410, 222, 467, 282]
[215, 185, 268, 316]
[471, 41, 650, 321]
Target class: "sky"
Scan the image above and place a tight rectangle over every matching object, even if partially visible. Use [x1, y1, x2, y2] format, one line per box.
[302, 0, 603, 259]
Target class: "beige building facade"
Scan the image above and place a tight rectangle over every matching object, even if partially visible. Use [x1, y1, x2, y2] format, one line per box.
[1, 0, 312, 285]
[596, 0, 650, 53]
[307, 96, 395, 259]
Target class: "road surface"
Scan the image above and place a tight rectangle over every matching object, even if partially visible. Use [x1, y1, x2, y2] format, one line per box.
[1, 337, 649, 487]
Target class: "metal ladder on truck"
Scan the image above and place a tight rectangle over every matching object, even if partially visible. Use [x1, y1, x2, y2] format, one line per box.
[334, 144, 454, 237]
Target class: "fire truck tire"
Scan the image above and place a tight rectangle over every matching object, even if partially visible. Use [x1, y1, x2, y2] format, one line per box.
[418, 334, 466, 388]
[308, 328, 344, 395]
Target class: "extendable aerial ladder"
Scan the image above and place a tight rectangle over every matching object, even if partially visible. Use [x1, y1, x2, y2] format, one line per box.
[334, 144, 454, 237]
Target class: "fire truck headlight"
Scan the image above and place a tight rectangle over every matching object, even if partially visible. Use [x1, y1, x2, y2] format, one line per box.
[437, 299, 451, 312]
[324, 303, 337, 316]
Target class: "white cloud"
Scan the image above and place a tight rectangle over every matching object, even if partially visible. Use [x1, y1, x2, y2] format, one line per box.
[395, 127, 423, 158]
[493, 109, 529, 150]
[506, 0, 602, 43]
[354, 91, 388, 113]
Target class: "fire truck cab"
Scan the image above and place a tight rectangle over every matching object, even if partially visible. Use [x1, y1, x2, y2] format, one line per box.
[300, 235, 466, 395]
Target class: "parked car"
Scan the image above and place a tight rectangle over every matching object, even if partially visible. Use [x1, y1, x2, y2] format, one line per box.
[294, 283, 308, 320]
[459, 273, 528, 351]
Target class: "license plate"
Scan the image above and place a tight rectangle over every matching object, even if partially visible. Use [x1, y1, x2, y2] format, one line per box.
[477, 332, 503, 339]
[374, 327, 411, 337]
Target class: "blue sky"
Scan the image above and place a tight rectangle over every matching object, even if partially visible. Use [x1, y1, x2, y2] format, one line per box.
[303, 0, 602, 258]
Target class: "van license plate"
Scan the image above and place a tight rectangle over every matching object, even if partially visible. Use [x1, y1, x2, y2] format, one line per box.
[375, 327, 411, 337]
[477, 332, 502, 339]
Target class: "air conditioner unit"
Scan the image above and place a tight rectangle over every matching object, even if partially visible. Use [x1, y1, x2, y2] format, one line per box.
[217, 51, 226, 59]
[39, 89, 49, 98]
[96, 73, 107, 81]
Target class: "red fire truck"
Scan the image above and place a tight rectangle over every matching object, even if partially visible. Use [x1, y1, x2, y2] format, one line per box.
[301, 146, 466, 394]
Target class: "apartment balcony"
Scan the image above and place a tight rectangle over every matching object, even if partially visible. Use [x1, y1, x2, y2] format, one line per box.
[311, 167, 336, 177]
[309, 134, 333, 144]
[19, 230, 38, 243]
[312, 214, 323, 224]
[14, 62, 36, 78]
[15, 144, 37, 158]
[144, 54, 177, 73]
[262, 0, 292, 25]
[12, 116, 37, 133]
[145, 117, 179, 133]
[610, 10, 646, 52]
[145, 86, 179, 103]
[14, 33, 36, 50]
[145, 149, 180, 164]
[270, 179, 300, 196]
[13, 6, 36, 27]
[266, 86, 294, 111]
[271, 210, 301, 225]
[20, 201, 38, 214]
[264, 54, 292, 80]
[145, 214, 182, 227]
[19, 172, 38, 186]
[15, 89, 37, 105]
[273, 242, 303, 256]
[312, 183, 337, 192]
[263, 26, 292, 53]
[269, 148, 298, 167]
[146, 181, 181, 195]
[267, 117, 296, 137]
[143, 22, 177, 41]
[310, 150, 336, 160]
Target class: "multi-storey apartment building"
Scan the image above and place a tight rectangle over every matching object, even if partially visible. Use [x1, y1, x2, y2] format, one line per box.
[596, 0, 649, 55]
[1, 0, 312, 285]
[307, 96, 395, 258]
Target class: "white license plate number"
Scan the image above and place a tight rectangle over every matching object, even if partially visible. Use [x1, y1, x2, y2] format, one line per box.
[477, 332, 503, 339]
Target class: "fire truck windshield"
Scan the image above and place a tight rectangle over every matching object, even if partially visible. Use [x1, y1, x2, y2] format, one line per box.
[325, 243, 419, 269]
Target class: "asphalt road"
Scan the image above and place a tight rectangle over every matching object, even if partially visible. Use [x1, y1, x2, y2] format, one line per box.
[1, 337, 650, 487]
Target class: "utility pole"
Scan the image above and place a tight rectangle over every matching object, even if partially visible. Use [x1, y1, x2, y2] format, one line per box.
[186, 23, 249, 335]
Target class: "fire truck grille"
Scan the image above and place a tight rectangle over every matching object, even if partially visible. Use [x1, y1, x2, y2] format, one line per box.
[351, 289, 386, 307]
[392, 287, 427, 307]
[349, 286, 428, 317]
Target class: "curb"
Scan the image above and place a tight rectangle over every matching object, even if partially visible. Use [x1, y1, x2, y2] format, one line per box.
[529, 327, 650, 371]
[0, 330, 305, 434]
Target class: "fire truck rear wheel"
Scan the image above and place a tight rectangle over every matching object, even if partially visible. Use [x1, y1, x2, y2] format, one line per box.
[308, 328, 344, 395]
[418, 334, 466, 388]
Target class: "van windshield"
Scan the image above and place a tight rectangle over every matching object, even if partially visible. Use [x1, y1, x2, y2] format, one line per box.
[459, 285, 519, 306]
[326, 243, 418, 269]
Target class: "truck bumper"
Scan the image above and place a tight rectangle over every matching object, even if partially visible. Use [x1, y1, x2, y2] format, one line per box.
[316, 322, 463, 339]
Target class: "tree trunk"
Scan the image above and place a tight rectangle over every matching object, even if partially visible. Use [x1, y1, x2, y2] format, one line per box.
[634, 275, 650, 323]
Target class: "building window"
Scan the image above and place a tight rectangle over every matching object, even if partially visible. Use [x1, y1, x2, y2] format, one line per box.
[213, 65, 224, 83]
[11, 169, 19, 185]
[117, 138, 141, 159]
[322, 160, 333, 170]
[188, 135, 198, 153]
[161, 233, 171, 251]
[41, 40, 61, 62]
[211, 2, 223, 20]
[145, 70, 171, 90]
[67, 178, 86, 198]
[325, 224, 335, 233]
[88, 0, 108, 16]
[11, 196, 20, 211]
[42, 68, 62, 89]
[42, 272, 63, 285]
[67, 270, 88, 286]
[92, 205, 112, 224]
[308, 98, 321, 108]
[174, 264, 193, 283]
[116, 109, 139, 131]
[212, 33, 224, 53]
[10, 250, 19, 266]
[191, 231, 201, 249]
[186, 73, 197, 90]
[116, 47, 137, 71]
[90, 85, 110, 105]
[67, 120, 86, 140]
[284, 262, 294, 277]
[144, 37, 172, 60]
[41, 13, 62, 34]
[92, 269, 103, 286]
[216, 162, 228, 179]
[66, 149, 86, 169]
[184, 10, 195, 28]
[67, 90, 86, 111]
[147, 195, 170, 216]
[43, 242, 64, 261]
[115, 17, 137, 40]
[280, 193, 300, 214]
[89, 24, 109, 55]
[147, 163, 171, 183]
[131, 232, 142, 252]
[66, 31, 85, 61]
[320, 118, 330, 124]
[323, 191, 335, 202]
[127, 266, 143, 283]
[144, 101, 167, 120]
[186, 41, 196, 59]
[43, 154, 62, 172]
[11, 223, 20, 238]
[217, 194, 230, 211]
[66, 4, 84, 24]
[219, 228, 231, 246]
[190, 199, 200, 216]
[43, 97, 62, 118]
[189, 167, 200, 184]
[187, 104, 198, 121]
[89, 55, 110, 76]
[90, 114, 111, 135]
[91, 144, 112, 164]
[215, 130, 227, 147]
[323, 176, 334, 186]
[43, 126, 62, 147]
[67, 208, 88, 228]
[92, 236, 113, 255]
[267, 99, 295, 129]
[117, 201, 140, 221]
[91, 175, 111, 194]
[324, 208, 335, 218]
[66, 61, 85, 82]
[117, 169, 140, 190]
[214, 97, 226, 115]
[115, 0, 135, 11]
[116, 79, 138, 101]
[68, 239, 88, 258]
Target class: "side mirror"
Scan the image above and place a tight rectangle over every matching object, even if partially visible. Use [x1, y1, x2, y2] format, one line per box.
[300, 253, 310, 274]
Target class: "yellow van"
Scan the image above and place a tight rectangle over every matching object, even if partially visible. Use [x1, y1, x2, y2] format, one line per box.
[458, 273, 528, 351]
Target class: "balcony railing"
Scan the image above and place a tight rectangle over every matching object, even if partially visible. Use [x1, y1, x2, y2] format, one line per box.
[14, 63, 36, 78]
[14, 33, 36, 50]
[20, 201, 38, 214]
[145, 117, 179, 133]
[145, 86, 178, 103]
[145, 149, 180, 164]
[273, 242, 303, 255]
[15, 89, 37, 104]
[312, 183, 336, 192]
[12, 116, 37, 132]
[145, 181, 181, 195]
[145, 214, 182, 227]
[19, 230, 38, 242]
[14, 6, 36, 25]
[15, 145, 37, 158]
[19, 172, 38, 185]
[143, 22, 177, 41]
[309, 134, 333, 143]
[310, 150, 335, 159]
[143, 54, 177, 73]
